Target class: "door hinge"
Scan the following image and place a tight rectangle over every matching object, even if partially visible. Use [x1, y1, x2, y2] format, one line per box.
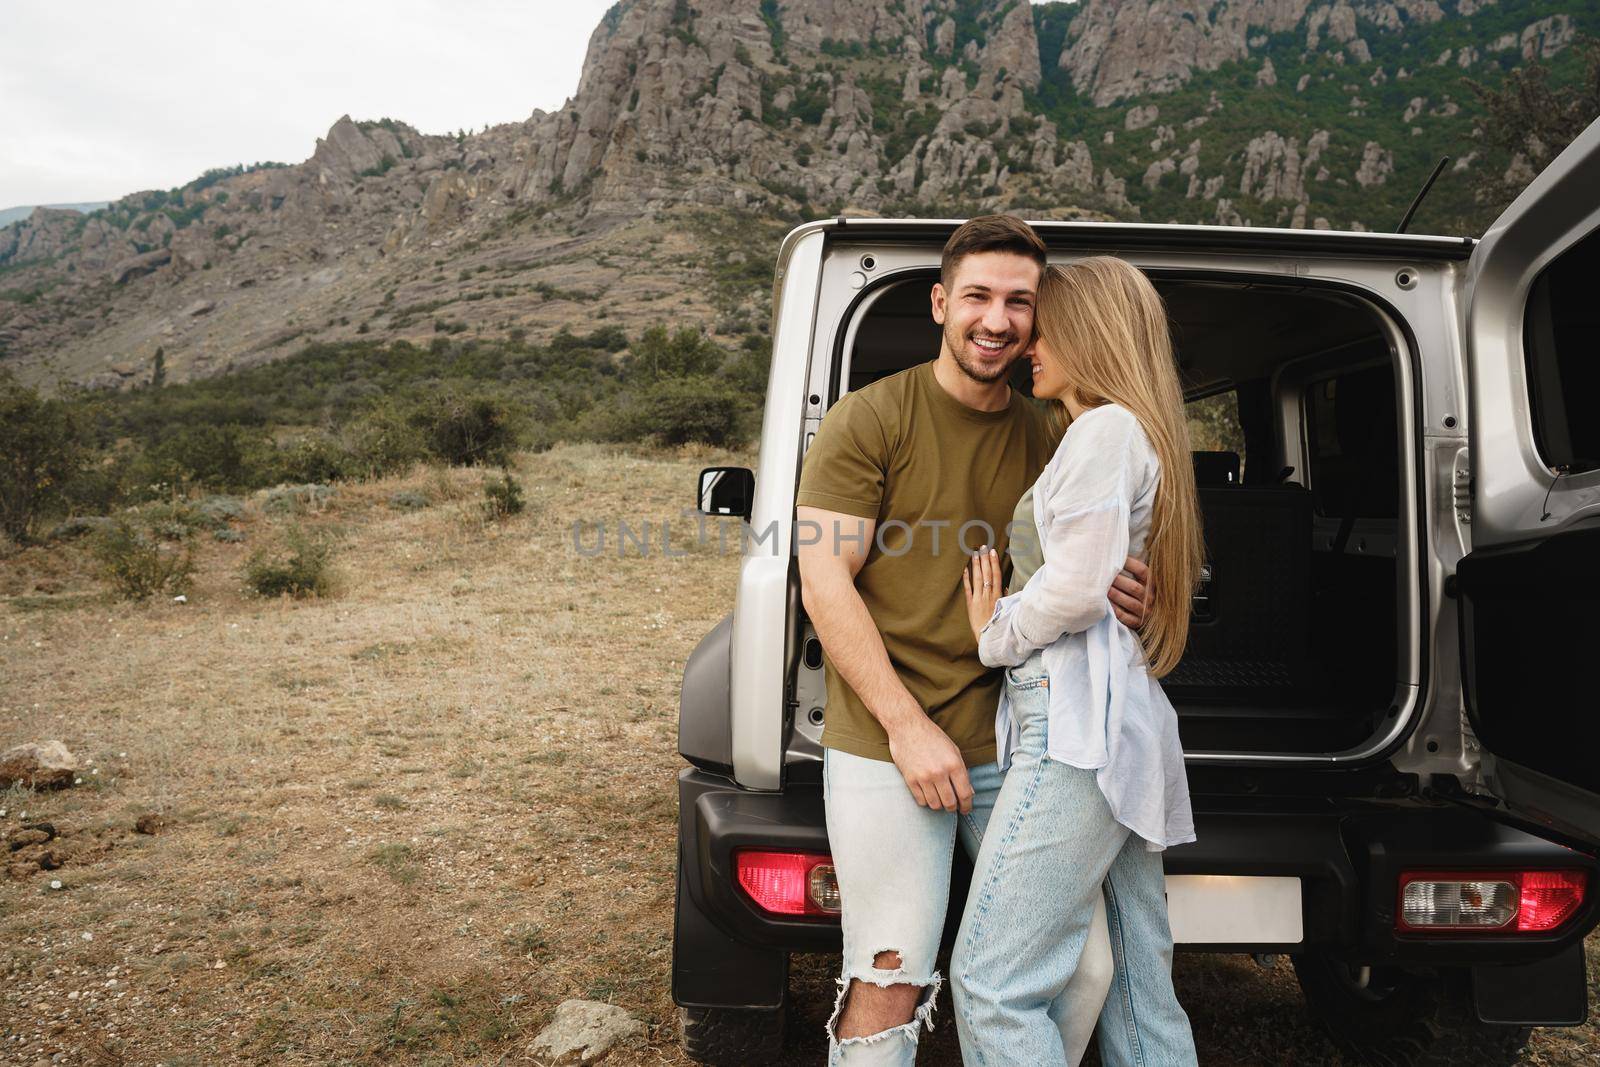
[1452, 454, 1472, 526]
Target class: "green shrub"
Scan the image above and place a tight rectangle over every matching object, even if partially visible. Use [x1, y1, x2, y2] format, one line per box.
[726, 334, 772, 396]
[357, 154, 396, 179]
[263, 483, 335, 516]
[130, 423, 266, 494]
[194, 494, 246, 527]
[0, 371, 84, 543]
[59, 451, 129, 519]
[243, 524, 335, 598]
[411, 390, 518, 467]
[271, 434, 351, 485]
[480, 471, 525, 520]
[91, 518, 195, 600]
[549, 325, 628, 355]
[622, 327, 725, 385]
[386, 489, 430, 511]
[129, 501, 207, 541]
[343, 401, 427, 479]
[47, 515, 114, 542]
[632, 376, 748, 447]
[565, 399, 634, 444]
[522, 420, 559, 454]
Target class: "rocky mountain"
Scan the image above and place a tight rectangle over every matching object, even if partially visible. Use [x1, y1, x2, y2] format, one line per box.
[0, 203, 110, 228]
[1, 0, 1592, 389]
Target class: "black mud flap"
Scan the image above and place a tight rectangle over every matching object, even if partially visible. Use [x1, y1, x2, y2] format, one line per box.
[672, 857, 788, 1011]
[1472, 942, 1588, 1026]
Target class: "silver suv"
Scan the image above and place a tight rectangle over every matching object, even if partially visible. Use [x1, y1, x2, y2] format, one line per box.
[672, 120, 1600, 1066]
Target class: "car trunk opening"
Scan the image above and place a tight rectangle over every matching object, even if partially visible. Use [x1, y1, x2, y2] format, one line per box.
[800, 271, 1417, 762]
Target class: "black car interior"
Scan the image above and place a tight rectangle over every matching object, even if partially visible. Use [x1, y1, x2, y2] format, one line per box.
[835, 273, 1406, 756]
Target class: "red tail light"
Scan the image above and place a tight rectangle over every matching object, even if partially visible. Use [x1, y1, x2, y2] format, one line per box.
[733, 849, 840, 917]
[1517, 870, 1588, 932]
[1397, 870, 1587, 934]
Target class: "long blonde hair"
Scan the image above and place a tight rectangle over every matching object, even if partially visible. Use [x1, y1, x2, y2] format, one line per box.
[1035, 257, 1203, 677]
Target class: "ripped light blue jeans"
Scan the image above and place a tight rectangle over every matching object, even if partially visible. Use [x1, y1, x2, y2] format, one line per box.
[952, 651, 1199, 1066]
[824, 739, 1113, 1066]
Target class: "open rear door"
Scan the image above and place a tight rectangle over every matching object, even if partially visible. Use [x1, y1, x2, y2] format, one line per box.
[1458, 117, 1600, 852]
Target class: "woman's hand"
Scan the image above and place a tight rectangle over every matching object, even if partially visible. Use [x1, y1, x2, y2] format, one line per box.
[1109, 556, 1152, 629]
[963, 546, 1002, 642]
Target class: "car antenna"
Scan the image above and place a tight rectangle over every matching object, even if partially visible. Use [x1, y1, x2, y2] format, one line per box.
[1396, 156, 1451, 234]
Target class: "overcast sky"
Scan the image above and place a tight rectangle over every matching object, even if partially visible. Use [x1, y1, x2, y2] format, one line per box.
[0, 0, 624, 208]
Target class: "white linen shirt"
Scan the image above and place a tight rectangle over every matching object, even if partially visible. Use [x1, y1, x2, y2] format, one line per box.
[978, 403, 1196, 852]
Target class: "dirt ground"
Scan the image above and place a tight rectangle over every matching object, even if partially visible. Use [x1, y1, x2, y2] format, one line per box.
[1, 444, 1595, 1065]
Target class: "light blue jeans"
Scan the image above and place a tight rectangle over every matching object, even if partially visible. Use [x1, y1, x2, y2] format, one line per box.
[824, 743, 1113, 1066]
[952, 651, 1199, 1066]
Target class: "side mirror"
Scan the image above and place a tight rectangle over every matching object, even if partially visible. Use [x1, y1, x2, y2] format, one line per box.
[698, 466, 755, 520]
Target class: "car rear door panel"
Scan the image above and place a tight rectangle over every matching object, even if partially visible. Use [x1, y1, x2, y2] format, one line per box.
[1458, 116, 1600, 850]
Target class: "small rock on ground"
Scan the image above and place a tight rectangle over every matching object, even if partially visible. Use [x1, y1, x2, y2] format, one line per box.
[529, 999, 646, 1065]
[7, 826, 54, 851]
[0, 741, 78, 789]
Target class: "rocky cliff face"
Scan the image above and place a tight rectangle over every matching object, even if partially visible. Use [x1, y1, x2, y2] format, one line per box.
[1059, 0, 1313, 105]
[500, 0, 1063, 216]
[1, 0, 1591, 388]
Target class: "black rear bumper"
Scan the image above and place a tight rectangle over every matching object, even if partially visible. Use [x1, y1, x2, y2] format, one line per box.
[674, 767, 1599, 1012]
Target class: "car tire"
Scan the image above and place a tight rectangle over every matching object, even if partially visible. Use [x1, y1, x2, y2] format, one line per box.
[678, 1003, 787, 1065]
[1292, 951, 1532, 1066]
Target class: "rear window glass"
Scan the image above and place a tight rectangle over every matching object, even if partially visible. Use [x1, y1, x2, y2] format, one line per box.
[1187, 390, 1244, 483]
[1524, 225, 1600, 474]
[1304, 366, 1398, 520]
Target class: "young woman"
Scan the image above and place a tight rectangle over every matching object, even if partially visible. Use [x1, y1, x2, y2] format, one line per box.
[953, 257, 1203, 1066]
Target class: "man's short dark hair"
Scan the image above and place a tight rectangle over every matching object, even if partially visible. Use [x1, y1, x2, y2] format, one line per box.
[940, 214, 1048, 290]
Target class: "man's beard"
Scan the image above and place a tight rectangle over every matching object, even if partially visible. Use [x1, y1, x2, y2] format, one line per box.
[943, 319, 1016, 384]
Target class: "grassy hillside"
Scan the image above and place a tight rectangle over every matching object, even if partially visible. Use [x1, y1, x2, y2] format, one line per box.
[0, 319, 770, 548]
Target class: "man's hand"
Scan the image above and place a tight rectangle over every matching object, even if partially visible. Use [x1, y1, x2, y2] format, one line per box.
[886, 712, 974, 814]
[962, 546, 1002, 642]
[1109, 556, 1152, 629]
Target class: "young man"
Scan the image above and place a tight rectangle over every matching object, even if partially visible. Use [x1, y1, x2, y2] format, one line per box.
[796, 215, 1151, 1064]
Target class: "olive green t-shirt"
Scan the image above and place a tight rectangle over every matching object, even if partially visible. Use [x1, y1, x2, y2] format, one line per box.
[1006, 484, 1043, 596]
[795, 360, 1060, 765]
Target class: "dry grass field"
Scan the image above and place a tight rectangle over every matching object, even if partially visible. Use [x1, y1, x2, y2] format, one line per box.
[1, 444, 1595, 1066]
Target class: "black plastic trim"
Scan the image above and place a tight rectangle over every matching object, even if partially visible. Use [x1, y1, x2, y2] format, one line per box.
[673, 769, 793, 1010]
[1344, 807, 1600, 967]
[818, 218, 1476, 261]
[677, 769, 841, 954]
[675, 771, 1599, 967]
[1430, 777, 1600, 858]
[678, 614, 734, 776]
